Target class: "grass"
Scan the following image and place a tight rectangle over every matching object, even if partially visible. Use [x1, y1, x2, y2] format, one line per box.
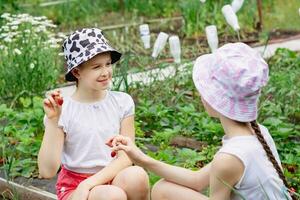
[263, 0, 300, 31]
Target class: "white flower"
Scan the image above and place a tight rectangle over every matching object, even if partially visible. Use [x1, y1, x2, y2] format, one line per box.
[57, 32, 67, 38]
[58, 52, 64, 56]
[0, 33, 8, 38]
[11, 26, 18, 30]
[50, 44, 59, 48]
[0, 45, 6, 50]
[42, 20, 57, 28]
[1, 13, 10, 19]
[31, 21, 40, 25]
[4, 37, 12, 43]
[18, 13, 29, 18]
[1, 26, 9, 31]
[13, 48, 22, 55]
[9, 20, 21, 26]
[29, 63, 35, 69]
[35, 25, 47, 32]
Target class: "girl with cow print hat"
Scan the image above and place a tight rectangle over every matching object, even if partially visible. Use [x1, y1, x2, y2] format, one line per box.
[38, 28, 150, 200]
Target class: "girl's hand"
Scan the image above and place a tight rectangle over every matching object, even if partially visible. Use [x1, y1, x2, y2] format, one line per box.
[43, 90, 63, 121]
[106, 135, 148, 166]
[70, 182, 90, 200]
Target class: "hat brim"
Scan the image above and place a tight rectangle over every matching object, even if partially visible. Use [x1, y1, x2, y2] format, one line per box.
[192, 54, 258, 122]
[65, 49, 122, 82]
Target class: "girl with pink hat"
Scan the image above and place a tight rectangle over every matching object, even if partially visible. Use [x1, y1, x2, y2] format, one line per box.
[107, 43, 294, 200]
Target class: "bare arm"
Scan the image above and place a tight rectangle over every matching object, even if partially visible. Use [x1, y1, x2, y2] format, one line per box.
[209, 153, 244, 200]
[38, 91, 64, 178]
[38, 118, 64, 178]
[109, 135, 210, 191]
[145, 158, 210, 191]
[79, 115, 135, 189]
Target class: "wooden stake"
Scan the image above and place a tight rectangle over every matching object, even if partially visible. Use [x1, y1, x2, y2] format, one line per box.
[257, 0, 263, 31]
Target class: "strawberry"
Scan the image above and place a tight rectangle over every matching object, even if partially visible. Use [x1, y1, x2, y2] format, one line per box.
[51, 93, 63, 106]
[57, 97, 64, 106]
[290, 187, 296, 193]
[111, 151, 117, 157]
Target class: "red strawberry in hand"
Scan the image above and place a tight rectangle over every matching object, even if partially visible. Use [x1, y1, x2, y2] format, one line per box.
[57, 97, 64, 106]
[290, 187, 296, 193]
[111, 151, 117, 158]
[51, 94, 63, 106]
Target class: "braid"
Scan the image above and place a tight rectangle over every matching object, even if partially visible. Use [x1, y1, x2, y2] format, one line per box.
[250, 120, 296, 199]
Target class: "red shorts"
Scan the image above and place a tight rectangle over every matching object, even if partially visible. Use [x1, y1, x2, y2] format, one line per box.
[56, 166, 112, 200]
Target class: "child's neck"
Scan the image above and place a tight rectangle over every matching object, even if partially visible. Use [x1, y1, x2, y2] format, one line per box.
[72, 88, 107, 103]
[220, 116, 254, 138]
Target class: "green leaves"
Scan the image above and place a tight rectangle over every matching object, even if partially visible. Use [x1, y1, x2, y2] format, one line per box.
[0, 97, 44, 179]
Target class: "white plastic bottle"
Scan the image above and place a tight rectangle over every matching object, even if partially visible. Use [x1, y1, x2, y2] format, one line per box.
[231, 0, 244, 13]
[139, 24, 151, 49]
[205, 25, 218, 52]
[169, 35, 181, 63]
[152, 32, 169, 58]
[222, 5, 240, 31]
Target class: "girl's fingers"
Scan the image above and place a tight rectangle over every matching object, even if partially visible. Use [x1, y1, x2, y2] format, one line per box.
[52, 91, 63, 106]
[112, 144, 130, 152]
[112, 136, 129, 147]
[52, 90, 61, 96]
[105, 137, 114, 147]
[111, 136, 120, 147]
[43, 99, 51, 106]
[48, 96, 58, 108]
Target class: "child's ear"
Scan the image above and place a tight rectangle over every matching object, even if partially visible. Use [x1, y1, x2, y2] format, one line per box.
[71, 68, 80, 79]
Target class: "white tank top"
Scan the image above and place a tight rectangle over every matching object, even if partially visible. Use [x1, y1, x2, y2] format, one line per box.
[216, 124, 291, 200]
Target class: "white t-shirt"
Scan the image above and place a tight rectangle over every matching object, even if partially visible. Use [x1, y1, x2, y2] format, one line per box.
[44, 91, 134, 174]
[216, 124, 291, 200]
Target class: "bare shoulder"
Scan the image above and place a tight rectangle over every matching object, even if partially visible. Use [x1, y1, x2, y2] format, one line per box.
[211, 153, 244, 185]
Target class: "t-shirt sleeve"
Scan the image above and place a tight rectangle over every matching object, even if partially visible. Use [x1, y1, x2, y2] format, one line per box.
[58, 115, 66, 132]
[121, 93, 135, 119]
[43, 113, 67, 134]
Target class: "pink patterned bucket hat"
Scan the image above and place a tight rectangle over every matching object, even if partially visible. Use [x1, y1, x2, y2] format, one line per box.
[192, 43, 269, 122]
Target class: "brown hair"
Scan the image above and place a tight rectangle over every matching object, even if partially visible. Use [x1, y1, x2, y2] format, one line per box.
[250, 120, 296, 200]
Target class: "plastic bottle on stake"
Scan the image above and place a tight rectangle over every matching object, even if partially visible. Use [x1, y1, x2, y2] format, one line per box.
[231, 0, 244, 13]
[139, 24, 151, 49]
[205, 25, 218, 52]
[169, 35, 181, 63]
[222, 5, 240, 31]
[152, 32, 169, 58]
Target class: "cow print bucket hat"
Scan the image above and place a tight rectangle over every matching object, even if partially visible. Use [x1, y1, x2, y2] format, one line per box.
[62, 28, 122, 81]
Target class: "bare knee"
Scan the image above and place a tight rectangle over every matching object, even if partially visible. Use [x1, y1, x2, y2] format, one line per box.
[151, 179, 171, 200]
[115, 166, 149, 194]
[88, 185, 127, 200]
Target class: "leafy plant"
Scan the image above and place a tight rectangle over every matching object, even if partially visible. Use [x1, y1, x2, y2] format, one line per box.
[0, 13, 63, 102]
[0, 97, 44, 178]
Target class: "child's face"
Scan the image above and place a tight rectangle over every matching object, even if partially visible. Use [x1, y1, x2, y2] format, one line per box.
[73, 52, 113, 91]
